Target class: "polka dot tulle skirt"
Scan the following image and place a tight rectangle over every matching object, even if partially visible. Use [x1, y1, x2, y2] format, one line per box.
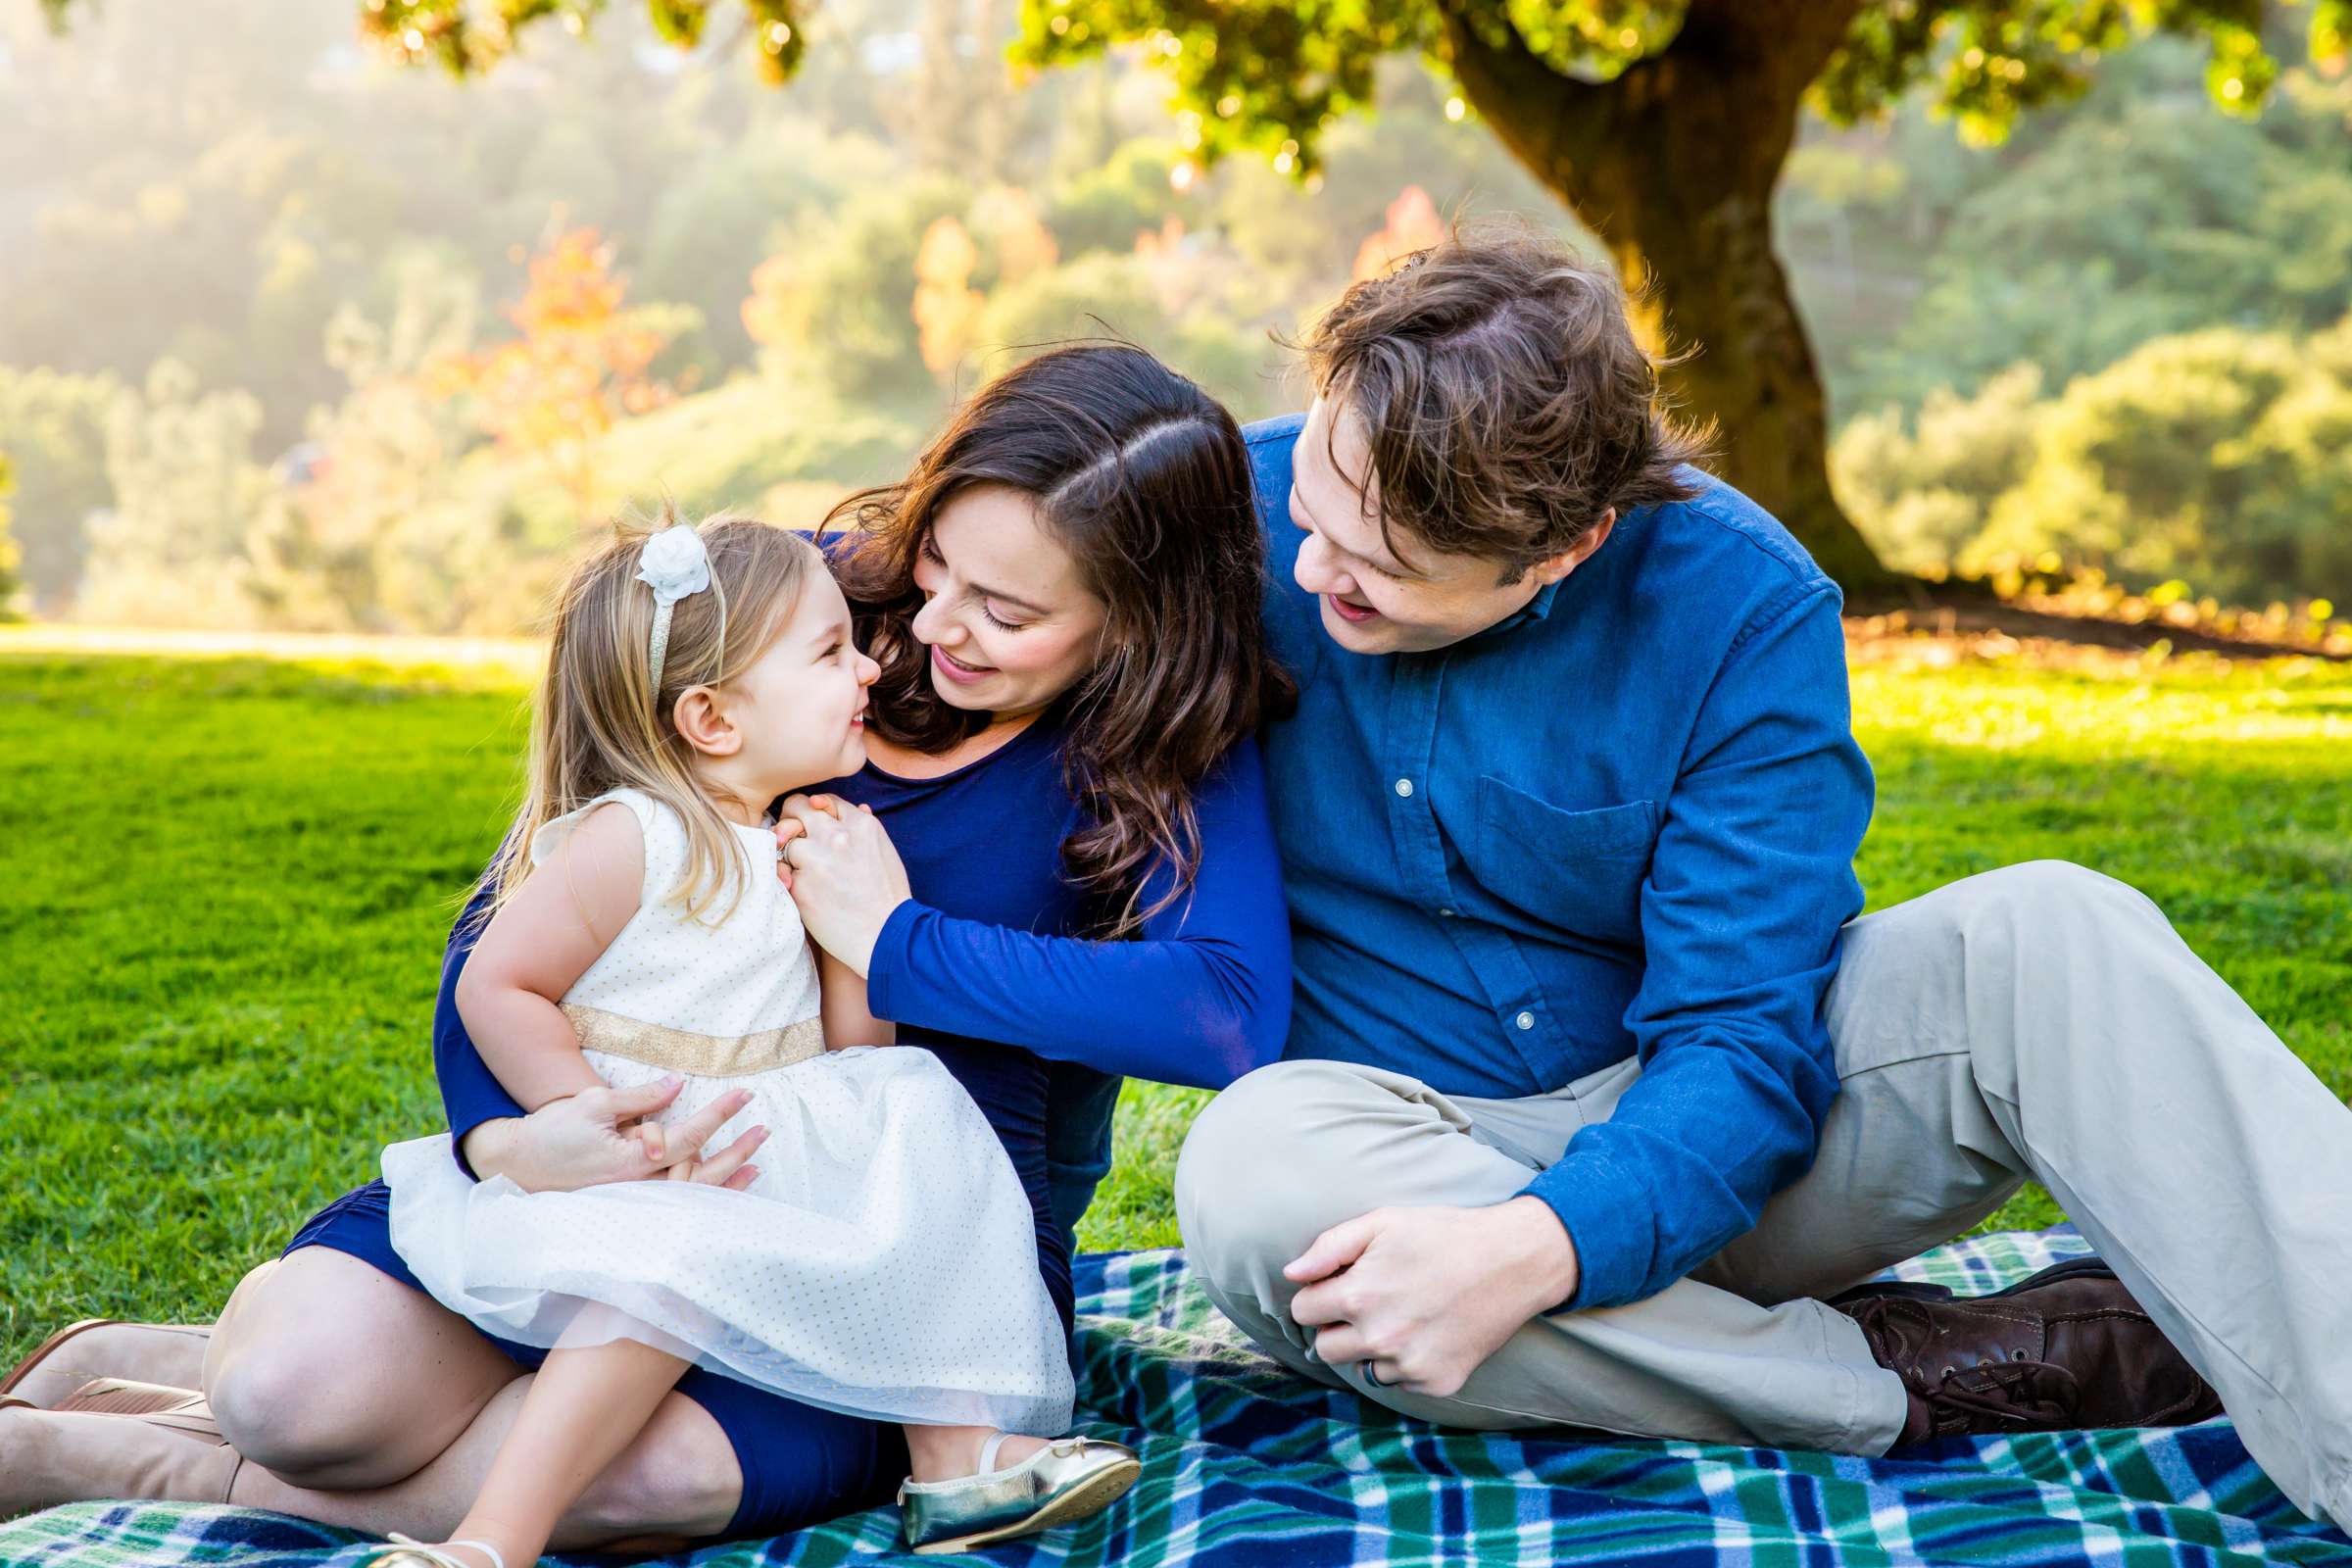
[380, 1045, 1075, 1434]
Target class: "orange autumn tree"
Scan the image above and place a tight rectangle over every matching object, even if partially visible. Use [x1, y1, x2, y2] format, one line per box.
[447, 228, 681, 523]
[741, 251, 803, 360]
[912, 217, 987, 380]
[1352, 187, 1446, 283]
[913, 192, 1061, 384]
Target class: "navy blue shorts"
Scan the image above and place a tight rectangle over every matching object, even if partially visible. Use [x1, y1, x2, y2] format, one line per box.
[284, 1182, 906, 1538]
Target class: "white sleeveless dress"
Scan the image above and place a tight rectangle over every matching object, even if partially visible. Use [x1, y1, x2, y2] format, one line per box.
[378, 787, 1076, 1435]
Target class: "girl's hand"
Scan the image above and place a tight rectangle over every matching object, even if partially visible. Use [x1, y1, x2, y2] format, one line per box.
[465, 1079, 766, 1193]
[653, 1118, 766, 1189]
[776, 794, 912, 976]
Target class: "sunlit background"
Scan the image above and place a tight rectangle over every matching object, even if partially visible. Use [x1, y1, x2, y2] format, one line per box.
[1, 0, 2346, 641]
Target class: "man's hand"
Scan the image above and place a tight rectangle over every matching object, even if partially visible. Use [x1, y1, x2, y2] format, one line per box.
[1284, 1196, 1581, 1397]
[461, 1077, 767, 1193]
[775, 794, 912, 976]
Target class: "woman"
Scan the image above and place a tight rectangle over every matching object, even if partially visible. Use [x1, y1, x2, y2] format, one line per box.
[0, 345, 1295, 1550]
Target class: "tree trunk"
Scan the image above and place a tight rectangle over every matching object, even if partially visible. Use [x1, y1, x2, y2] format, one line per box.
[1442, 7, 1898, 596]
[1592, 145, 1894, 593]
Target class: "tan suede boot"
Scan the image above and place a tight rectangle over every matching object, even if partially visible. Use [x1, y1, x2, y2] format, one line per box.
[0, 1400, 243, 1521]
[0, 1322, 213, 1410]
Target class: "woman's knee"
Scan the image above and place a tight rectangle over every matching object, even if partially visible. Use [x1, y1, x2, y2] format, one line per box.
[208, 1250, 510, 1477]
[207, 1259, 337, 1458]
[568, 1394, 745, 1544]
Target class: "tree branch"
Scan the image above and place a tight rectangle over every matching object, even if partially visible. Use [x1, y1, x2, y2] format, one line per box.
[1666, 0, 1871, 110]
[1433, 2, 1625, 195]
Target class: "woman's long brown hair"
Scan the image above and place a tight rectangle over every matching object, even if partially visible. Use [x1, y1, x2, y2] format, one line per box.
[823, 344, 1293, 936]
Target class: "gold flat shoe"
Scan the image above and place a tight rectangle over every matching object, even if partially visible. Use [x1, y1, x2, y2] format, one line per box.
[367, 1535, 508, 1568]
[899, 1432, 1141, 1556]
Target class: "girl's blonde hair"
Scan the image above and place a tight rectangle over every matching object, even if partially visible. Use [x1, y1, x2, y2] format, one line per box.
[493, 507, 819, 923]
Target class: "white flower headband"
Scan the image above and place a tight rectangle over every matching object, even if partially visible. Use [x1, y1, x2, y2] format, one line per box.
[635, 523, 713, 692]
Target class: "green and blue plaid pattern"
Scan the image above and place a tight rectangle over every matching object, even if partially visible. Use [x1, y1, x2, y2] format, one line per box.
[6, 1231, 2347, 1567]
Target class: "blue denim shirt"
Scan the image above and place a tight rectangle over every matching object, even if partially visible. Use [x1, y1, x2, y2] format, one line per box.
[1243, 414, 1874, 1310]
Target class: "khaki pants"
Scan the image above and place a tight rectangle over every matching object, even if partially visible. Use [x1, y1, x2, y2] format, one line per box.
[1176, 861, 2352, 1534]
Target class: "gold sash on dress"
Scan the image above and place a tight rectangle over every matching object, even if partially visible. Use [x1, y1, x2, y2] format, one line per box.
[564, 1004, 826, 1078]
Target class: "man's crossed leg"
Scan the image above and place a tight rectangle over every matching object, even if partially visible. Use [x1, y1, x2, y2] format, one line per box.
[1179, 861, 2352, 1534]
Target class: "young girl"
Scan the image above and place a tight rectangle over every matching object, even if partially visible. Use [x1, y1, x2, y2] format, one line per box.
[368, 513, 1139, 1567]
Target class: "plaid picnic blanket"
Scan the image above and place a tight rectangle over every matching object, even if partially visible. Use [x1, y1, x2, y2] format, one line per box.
[5, 1230, 2348, 1568]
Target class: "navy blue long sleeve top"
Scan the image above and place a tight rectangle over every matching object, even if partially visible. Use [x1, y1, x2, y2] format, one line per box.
[1245, 413, 1875, 1312]
[432, 715, 1291, 1312]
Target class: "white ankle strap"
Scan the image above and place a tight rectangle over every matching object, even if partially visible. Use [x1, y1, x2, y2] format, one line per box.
[976, 1431, 1014, 1475]
[382, 1534, 508, 1568]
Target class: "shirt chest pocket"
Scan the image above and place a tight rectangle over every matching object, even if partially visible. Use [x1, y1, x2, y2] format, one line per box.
[1457, 775, 1660, 945]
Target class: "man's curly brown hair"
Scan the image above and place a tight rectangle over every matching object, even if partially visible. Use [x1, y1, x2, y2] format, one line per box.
[1298, 217, 1714, 584]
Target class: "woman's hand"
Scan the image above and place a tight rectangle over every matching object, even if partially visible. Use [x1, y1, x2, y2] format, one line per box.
[774, 794, 912, 976]
[461, 1078, 767, 1194]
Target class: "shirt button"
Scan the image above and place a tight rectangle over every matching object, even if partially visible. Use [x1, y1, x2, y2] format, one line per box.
[1514, 1010, 1536, 1031]
[1439, 907, 1455, 918]
[1394, 778, 1414, 798]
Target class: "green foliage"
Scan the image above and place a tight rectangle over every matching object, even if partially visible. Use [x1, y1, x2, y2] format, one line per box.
[998, 2, 2324, 180]
[1044, 139, 1191, 257]
[4, 645, 2345, 1326]
[1203, 59, 1577, 289]
[2, 0, 866, 447]
[764, 174, 979, 404]
[1840, 53, 2352, 412]
[1015, 2, 1436, 177]
[1814, 0, 2279, 146]
[0, 368, 119, 610]
[250, 256, 498, 632]
[1835, 315, 2352, 605]
[351, 0, 808, 81]
[31, 0, 2286, 190]
[970, 250, 1286, 421]
[14, 0, 2347, 629]
[0, 456, 22, 620]
[78, 362, 280, 629]
[482, 374, 924, 544]
[751, 170, 1292, 419]
[1832, 366, 2046, 576]
[636, 122, 889, 372]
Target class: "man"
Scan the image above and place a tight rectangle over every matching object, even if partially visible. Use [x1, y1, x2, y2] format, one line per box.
[1179, 220, 2352, 1536]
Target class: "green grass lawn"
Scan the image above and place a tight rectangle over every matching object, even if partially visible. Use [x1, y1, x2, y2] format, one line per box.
[2, 641, 2346, 1366]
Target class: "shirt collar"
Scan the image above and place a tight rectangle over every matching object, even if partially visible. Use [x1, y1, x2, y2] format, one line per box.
[1469, 576, 1565, 642]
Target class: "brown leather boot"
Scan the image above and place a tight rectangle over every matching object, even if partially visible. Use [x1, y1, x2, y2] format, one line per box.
[1830, 1255, 2225, 1444]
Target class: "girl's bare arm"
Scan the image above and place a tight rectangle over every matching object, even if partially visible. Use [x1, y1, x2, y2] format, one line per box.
[456, 803, 644, 1110]
[817, 944, 895, 1050]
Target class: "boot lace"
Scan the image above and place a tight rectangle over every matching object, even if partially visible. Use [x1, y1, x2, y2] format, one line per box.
[1923, 1358, 2082, 1429]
